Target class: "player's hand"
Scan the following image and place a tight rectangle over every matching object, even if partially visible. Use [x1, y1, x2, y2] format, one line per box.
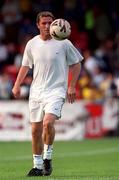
[12, 85, 21, 98]
[67, 86, 76, 103]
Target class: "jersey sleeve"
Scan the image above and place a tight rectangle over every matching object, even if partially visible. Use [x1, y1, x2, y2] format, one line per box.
[65, 40, 84, 65]
[22, 41, 33, 69]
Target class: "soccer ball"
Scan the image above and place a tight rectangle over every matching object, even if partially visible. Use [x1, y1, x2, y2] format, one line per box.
[50, 18, 71, 40]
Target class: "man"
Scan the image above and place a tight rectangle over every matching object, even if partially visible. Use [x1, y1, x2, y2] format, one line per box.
[12, 11, 83, 176]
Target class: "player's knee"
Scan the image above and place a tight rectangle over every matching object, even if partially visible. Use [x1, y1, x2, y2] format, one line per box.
[43, 120, 53, 132]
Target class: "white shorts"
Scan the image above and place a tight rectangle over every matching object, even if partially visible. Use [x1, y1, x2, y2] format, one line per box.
[29, 97, 65, 122]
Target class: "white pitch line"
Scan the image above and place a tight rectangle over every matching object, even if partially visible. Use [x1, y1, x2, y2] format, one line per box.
[55, 147, 119, 157]
[1, 147, 119, 162]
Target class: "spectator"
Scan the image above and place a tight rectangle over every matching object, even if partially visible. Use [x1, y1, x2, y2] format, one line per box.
[1, 0, 22, 42]
[0, 40, 8, 70]
[0, 16, 5, 41]
[0, 73, 13, 99]
[83, 49, 99, 76]
[18, 18, 37, 43]
[93, 5, 112, 41]
[19, 0, 32, 19]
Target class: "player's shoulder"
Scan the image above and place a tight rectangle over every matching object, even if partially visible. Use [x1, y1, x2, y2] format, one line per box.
[26, 35, 39, 45]
[52, 38, 71, 44]
[25, 35, 39, 48]
[30, 35, 39, 43]
[59, 39, 74, 50]
[62, 39, 73, 46]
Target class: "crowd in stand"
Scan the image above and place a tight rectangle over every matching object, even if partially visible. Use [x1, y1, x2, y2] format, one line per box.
[0, 0, 119, 101]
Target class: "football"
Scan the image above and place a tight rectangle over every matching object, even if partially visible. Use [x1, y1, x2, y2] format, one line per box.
[50, 18, 71, 40]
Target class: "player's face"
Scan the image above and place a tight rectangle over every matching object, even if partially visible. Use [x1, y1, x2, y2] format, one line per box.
[37, 16, 53, 39]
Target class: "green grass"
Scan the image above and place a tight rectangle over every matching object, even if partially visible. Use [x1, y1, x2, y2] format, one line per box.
[0, 138, 119, 180]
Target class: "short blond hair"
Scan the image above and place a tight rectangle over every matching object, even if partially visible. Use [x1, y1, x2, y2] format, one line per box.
[36, 11, 55, 23]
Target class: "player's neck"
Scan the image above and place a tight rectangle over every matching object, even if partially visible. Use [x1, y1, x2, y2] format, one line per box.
[39, 35, 52, 41]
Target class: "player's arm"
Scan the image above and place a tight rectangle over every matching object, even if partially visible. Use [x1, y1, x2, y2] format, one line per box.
[12, 66, 29, 98]
[67, 62, 81, 103]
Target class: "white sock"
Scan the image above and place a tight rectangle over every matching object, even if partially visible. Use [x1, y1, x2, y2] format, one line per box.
[33, 154, 43, 169]
[43, 144, 53, 160]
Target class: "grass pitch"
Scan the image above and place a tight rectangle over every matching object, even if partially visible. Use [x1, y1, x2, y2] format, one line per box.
[0, 138, 119, 180]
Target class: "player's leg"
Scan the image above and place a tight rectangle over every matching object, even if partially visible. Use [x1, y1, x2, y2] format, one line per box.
[27, 122, 44, 176]
[27, 100, 44, 176]
[42, 98, 64, 176]
[32, 122, 44, 166]
[43, 113, 56, 176]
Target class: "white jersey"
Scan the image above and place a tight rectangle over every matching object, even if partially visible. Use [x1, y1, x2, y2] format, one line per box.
[22, 35, 83, 99]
